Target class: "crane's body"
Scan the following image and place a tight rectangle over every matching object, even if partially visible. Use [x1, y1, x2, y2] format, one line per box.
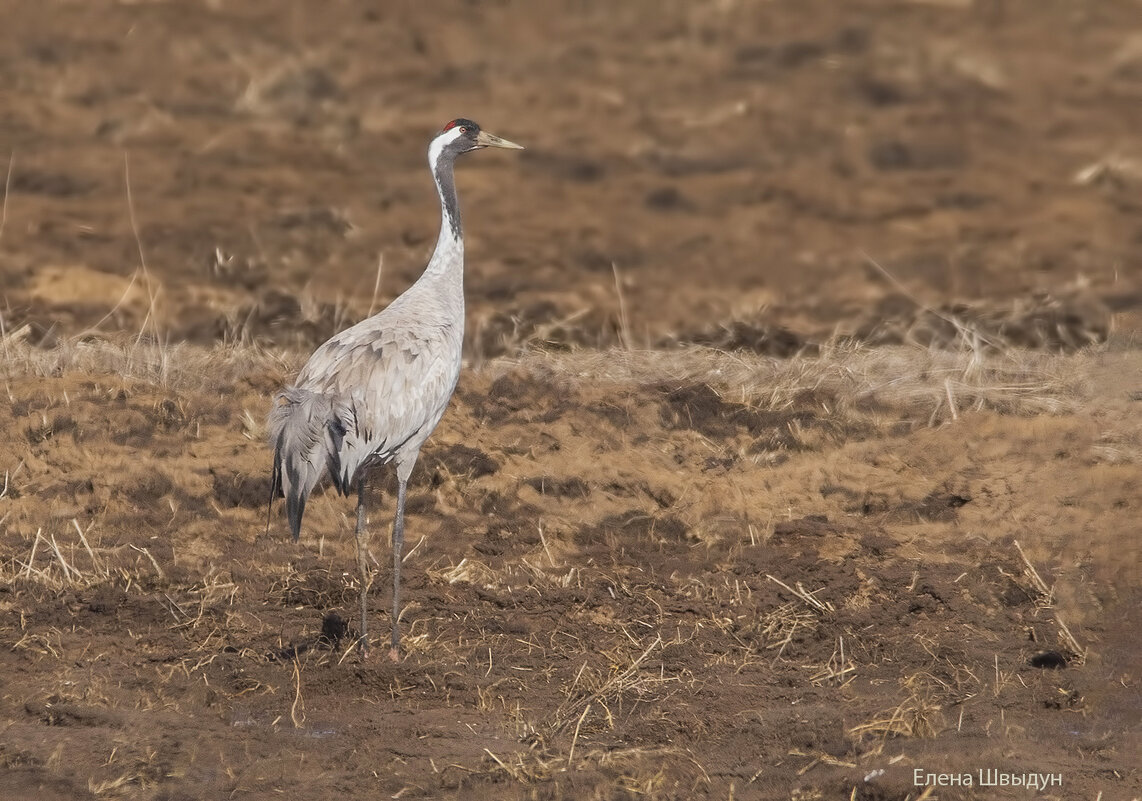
[269, 120, 522, 660]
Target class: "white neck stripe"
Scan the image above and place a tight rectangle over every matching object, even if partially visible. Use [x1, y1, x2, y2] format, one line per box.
[427, 126, 465, 171]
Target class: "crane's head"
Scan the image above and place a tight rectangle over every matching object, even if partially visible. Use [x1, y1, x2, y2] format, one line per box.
[429, 119, 523, 168]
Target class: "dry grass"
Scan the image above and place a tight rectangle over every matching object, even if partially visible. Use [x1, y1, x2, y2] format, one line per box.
[550, 634, 665, 736]
[525, 341, 1087, 420]
[4, 523, 116, 592]
[1013, 539, 1087, 660]
[0, 333, 1090, 422]
[848, 692, 945, 745]
[0, 333, 291, 390]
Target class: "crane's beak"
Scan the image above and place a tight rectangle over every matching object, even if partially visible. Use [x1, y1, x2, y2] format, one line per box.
[475, 130, 524, 150]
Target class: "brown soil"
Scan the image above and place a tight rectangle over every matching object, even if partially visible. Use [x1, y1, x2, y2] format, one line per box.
[1, 2, 1140, 800]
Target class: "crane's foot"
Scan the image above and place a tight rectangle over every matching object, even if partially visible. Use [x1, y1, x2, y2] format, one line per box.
[356, 635, 370, 661]
[388, 645, 401, 662]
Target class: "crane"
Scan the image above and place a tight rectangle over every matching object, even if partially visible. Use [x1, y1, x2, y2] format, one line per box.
[269, 119, 523, 661]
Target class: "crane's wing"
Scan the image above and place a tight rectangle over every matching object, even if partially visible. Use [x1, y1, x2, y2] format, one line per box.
[295, 319, 461, 490]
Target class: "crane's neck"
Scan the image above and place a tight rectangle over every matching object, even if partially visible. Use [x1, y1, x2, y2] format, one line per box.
[422, 155, 464, 286]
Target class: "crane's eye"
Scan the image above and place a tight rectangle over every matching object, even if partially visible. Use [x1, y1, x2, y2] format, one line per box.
[458, 126, 468, 134]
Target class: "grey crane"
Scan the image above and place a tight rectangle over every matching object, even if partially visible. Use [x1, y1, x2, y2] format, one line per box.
[269, 119, 523, 661]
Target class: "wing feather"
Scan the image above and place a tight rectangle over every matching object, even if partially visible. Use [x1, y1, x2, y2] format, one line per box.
[295, 316, 461, 488]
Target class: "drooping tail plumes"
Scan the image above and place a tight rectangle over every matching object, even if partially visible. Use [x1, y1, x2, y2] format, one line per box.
[268, 387, 348, 541]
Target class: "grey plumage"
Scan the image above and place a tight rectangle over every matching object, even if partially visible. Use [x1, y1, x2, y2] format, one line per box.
[269, 387, 347, 540]
[268, 119, 523, 660]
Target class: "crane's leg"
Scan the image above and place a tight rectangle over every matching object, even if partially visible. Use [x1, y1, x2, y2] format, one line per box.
[389, 476, 408, 662]
[355, 476, 371, 658]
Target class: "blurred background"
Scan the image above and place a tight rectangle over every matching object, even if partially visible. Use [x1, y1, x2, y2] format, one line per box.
[0, 0, 1137, 355]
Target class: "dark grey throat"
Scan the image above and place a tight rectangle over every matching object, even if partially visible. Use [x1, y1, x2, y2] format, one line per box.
[433, 156, 462, 240]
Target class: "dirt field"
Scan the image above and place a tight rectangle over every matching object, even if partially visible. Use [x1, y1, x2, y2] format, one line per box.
[1, 1, 1140, 799]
